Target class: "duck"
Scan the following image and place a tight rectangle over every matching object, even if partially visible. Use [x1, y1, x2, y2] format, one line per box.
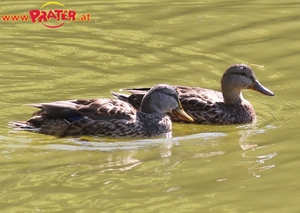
[112, 64, 274, 124]
[11, 84, 194, 137]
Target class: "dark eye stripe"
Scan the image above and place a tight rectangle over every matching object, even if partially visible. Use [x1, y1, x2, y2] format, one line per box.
[232, 72, 247, 76]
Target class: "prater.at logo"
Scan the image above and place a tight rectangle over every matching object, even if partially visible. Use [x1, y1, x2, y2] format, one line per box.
[28, 1, 90, 28]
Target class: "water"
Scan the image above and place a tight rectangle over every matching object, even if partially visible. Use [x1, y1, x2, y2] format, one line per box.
[1, 0, 299, 212]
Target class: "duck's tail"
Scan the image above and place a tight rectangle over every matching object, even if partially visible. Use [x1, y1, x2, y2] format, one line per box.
[111, 91, 130, 102]
[111, 91, 144, 110]
[9, 121, 40, 132]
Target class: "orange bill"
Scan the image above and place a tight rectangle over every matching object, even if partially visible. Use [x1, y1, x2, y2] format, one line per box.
[172, 104, 194, 122]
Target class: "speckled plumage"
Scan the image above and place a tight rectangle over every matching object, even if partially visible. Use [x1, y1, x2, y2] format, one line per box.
[11, 84, 193, 137]
[112, 64, 274, 124]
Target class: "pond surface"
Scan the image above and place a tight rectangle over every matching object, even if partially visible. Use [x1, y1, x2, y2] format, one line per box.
[1, 0, 299, 212]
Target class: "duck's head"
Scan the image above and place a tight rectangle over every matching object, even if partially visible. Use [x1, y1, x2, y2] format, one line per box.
[221, 64, 274, 104]
[141, 84, 194, 122]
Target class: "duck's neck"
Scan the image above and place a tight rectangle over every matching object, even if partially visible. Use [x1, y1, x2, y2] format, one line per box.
[221, 86, 243, 105]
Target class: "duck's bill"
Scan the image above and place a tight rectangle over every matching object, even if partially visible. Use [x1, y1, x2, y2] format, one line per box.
[173, 106, 194, 122]
[251, 80, 274, 96]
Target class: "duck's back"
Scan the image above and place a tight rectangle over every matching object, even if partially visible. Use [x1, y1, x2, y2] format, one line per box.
[174, 86, 255, 124]
[179, 98, 255, 124]
[114, 86, 255, 124]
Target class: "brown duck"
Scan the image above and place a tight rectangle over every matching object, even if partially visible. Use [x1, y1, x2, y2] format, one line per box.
[112, 64, 274, 124]
[11, 84, 193, 137]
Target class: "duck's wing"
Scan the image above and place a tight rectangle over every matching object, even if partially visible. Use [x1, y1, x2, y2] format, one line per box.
[60, 99, 139, 137]
[173, 86, 226, 123]
[27, 99, 96, 122]
[112, 86, 224, 111]
[76, 99, 135, 121]
[28, 99, 136, 122]
[176, 86, 223, 108]
[13, 99, 138, 137]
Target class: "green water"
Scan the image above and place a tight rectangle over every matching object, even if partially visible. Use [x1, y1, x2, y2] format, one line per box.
[1, 0, 299, 212]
